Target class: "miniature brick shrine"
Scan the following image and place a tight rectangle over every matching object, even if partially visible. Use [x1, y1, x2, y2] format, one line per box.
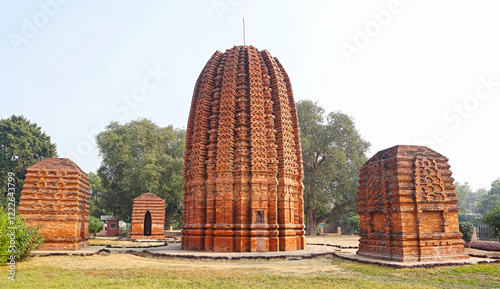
[130, 193, 165, 240]
[357, 145, 469, 262]
[182, 45, 305, 252]
[18, 158, 90, 251]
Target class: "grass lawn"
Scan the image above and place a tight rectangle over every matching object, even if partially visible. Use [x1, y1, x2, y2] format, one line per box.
[1, 253, 499, 288]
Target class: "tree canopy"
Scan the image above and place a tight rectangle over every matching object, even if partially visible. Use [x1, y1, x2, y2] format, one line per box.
[481, 205, 500, 241]
[88, 172, 110, 218]
[476, 178, 500, 215]
[96, 118, 185, 227]
[0, 115, 57, 205]
[297, 100, 370, 236]
[455, 182, 487, 213]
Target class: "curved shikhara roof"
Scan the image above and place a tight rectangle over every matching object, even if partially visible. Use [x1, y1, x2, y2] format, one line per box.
[184, 45, 302, 181]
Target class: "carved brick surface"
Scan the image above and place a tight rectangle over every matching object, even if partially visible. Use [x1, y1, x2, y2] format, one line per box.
[357, 145, 469, 262]
[18, 158, 89, 251]
[182, 45, 305, 252]
[130, 193, 165, 240]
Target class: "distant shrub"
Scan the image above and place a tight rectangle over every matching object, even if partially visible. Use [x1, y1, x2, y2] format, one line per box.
[470, 241, 500, 251]
[0, 207, 44, 264]
[459, 221, 475, 247]
[89, 216, 104, 238]
[347, 215, 360, 234]
[119, 228, 130, 237]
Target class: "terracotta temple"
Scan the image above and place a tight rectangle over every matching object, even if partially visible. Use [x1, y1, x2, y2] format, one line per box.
[18, 158, 90, 251]
[357, 145, 469, 262]
[130, 193, 165, 240]
[182, 45, 305, 252]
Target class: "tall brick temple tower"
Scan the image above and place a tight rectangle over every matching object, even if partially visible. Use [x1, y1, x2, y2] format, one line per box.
[182, 45, 305, 252]
[357, 145, 469, 262]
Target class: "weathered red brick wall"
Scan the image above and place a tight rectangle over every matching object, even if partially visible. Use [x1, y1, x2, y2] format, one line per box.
[357, 145, 469, 262]
[18, 158, 89, 251]
[130, 193, 165, 240]
[182, 45, 305, 252]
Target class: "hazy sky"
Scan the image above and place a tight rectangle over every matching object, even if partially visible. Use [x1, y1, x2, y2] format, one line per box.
[1, 1, 499, 191]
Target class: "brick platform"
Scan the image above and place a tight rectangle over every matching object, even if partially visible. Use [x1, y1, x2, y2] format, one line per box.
[130, 193, 165, 240]
[336, 252, 497, 268]
[18, 158, 89, 251]
[357, 145, 469, 262]
[182, 45, 305, 252]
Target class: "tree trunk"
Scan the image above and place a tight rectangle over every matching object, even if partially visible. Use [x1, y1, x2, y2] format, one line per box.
[306, 207, 317, 236]
[164, 210, 173, 230]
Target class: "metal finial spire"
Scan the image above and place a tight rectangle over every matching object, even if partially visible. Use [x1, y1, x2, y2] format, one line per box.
[243, 18, 246, 45]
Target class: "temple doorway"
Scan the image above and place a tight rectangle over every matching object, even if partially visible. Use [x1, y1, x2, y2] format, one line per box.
[143, 211, 152, 236]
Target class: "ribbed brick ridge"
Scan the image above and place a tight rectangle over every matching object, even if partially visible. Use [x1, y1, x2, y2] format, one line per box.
[182, 45, 305, 252]
[130, 193, 165, 240]
[18, 158, 90, 251]
[357, 145, 469, 262]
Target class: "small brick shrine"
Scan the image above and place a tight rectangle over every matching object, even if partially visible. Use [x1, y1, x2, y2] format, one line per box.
[182, 45, 305, 252]
[357, 145, 469, 262]
[18, 158, 90, 251]
[130, 193, 165, 240]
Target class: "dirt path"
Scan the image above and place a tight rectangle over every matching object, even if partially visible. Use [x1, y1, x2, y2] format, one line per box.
[464, 248, 500, 258]
[306, 235, 360, 247]
[88, 236, 172, 247]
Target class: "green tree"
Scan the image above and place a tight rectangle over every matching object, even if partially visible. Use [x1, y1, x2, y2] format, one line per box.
[88, 216, 104, 238]
[456, 182, 488, 215]
[476, 179, 500, 215]
[456, 182, 474, 212]
[0, 115, 57, 206]
[458, 210, 482, 227]
[481, 205, 500, 242]
[88, 172, 110, 218]
[475, 188, 488, 199]
[297, 100, 370, 236]
[96, 118, 185, 227]
[459, 221, 474, 247]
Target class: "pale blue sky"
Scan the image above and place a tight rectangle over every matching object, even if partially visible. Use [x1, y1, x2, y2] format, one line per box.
[1, 0, 499, 191]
